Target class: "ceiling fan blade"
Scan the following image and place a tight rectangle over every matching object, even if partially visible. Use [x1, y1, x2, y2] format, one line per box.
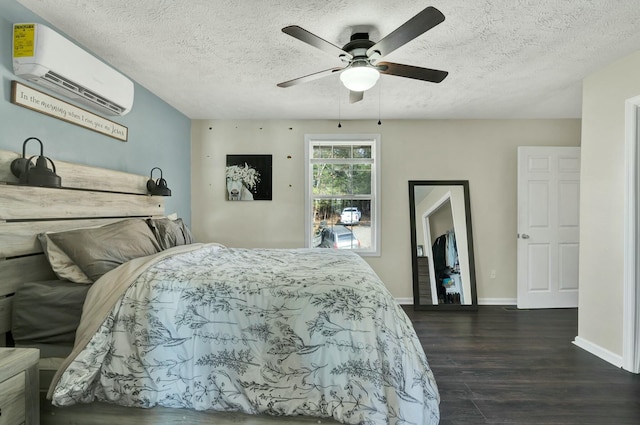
[378, 62, 448, 83]
[283, 26, 353, 60]
[349, 90, 364, 103]
[277, 67, 345, 88]
[367, 6, 445, 59]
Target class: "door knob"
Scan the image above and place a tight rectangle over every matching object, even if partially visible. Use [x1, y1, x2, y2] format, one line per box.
[520, 233, 530, 239]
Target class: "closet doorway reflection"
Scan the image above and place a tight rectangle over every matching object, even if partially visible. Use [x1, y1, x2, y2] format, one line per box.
[409, 180, 478, 310]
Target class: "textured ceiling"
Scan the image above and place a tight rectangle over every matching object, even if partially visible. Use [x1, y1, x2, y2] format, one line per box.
[15, 0, 640, 120]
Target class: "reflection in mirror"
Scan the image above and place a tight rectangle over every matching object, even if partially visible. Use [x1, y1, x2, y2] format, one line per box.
[409, 180, 478, 310]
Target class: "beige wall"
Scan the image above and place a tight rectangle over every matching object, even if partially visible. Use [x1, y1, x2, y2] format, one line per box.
[191, 119, 580, 301]
[579, 50, 640, 356]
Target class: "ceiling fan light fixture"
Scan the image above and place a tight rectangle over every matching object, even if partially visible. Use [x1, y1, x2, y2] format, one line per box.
[340, 64, 380, 92]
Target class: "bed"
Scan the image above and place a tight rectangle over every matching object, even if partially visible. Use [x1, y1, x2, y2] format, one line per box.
[0, 149, 440, 424]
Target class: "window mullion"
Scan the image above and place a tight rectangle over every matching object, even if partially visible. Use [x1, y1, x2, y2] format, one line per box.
[312, 195, 372, 200]
[310, 158, 374, 165]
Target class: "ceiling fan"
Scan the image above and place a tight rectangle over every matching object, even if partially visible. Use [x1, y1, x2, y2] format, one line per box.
[277, 6, 448, 103]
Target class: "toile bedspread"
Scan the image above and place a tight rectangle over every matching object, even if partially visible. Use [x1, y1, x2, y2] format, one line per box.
[50, 244, 440, 424]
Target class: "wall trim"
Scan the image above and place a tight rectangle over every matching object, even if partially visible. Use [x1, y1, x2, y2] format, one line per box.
[573, 336, 624, 368]
[396, 297, 414, 305]
[479, 298, 517, 305]
[396, 297, 518, 306]
[623, 95, 640, 373]
[396, 297, 517, 305]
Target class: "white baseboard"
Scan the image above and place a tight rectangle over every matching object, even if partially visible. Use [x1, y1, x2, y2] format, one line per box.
[573, 336, 624, 368]
[478, 298, 517, 305]
[396, 297, 518, 306]
[395, 297, 414, 305]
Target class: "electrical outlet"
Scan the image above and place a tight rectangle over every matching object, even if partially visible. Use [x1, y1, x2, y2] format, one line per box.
[490, 269, 496, 279]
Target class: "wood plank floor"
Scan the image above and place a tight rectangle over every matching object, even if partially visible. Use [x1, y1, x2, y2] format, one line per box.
[40, 306, 640, 424]
[403, 305, 640, 425]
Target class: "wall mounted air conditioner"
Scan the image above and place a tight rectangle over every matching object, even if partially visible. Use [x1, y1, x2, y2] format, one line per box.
[12, 23, 134, 116]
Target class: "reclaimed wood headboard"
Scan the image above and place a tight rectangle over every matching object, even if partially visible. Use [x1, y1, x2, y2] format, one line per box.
[0, 149, 165, 344]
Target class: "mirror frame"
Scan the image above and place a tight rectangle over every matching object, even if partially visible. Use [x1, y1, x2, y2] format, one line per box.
[408, 180, 478, 310]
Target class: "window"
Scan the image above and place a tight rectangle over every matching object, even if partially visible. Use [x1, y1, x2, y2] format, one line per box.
[305, 134, 380, 256]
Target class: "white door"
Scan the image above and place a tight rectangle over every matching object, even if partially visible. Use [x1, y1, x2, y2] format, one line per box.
[517, 146, 581, 309]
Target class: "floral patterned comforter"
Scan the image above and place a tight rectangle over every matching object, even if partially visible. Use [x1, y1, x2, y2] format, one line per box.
[50, 244, 440, 424]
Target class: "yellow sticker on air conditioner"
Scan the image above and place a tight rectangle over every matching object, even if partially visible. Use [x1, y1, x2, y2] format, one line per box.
[13, 24, 36, 58]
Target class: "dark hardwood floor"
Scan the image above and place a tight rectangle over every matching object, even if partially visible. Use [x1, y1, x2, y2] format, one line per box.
[403, 306, 640, 425]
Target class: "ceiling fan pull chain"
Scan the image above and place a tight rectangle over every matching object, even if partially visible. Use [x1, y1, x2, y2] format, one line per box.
[338, 81, 342, 128]
[378, 79, 382, 126]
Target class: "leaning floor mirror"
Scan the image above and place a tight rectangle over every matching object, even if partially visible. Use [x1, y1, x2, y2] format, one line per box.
[408, 180, 478, 310]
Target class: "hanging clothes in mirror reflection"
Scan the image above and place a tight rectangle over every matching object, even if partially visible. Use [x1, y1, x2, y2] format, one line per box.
[432, 229, 462, 304]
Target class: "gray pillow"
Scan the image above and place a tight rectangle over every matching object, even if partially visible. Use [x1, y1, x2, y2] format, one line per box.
[146, 217, 194, 250]
[11, 279, 91, 345]
[47, 219, 161, 282]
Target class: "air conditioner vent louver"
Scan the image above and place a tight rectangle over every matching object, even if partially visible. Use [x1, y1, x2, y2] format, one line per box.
[42, 71, 125, 115]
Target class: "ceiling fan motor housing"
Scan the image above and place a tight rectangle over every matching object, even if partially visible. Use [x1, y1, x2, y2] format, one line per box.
[343, 33, 376, 59]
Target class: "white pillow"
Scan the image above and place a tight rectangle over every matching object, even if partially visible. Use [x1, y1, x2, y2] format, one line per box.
[38, 233, 93, 284]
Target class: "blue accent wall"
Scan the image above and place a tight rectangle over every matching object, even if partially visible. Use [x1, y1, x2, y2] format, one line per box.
[0, 1, 192, 224]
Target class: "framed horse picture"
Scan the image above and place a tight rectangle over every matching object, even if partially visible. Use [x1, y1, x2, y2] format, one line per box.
[225, 154, 273, 201]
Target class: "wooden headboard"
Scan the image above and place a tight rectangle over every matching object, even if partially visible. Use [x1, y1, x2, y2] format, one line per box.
[0, 149, 165, 344]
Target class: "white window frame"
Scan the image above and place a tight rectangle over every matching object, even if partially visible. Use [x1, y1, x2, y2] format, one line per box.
[304, 133, 381, 256]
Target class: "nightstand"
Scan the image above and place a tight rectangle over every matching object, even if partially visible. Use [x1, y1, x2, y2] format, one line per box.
[0, 348, 39, 425]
